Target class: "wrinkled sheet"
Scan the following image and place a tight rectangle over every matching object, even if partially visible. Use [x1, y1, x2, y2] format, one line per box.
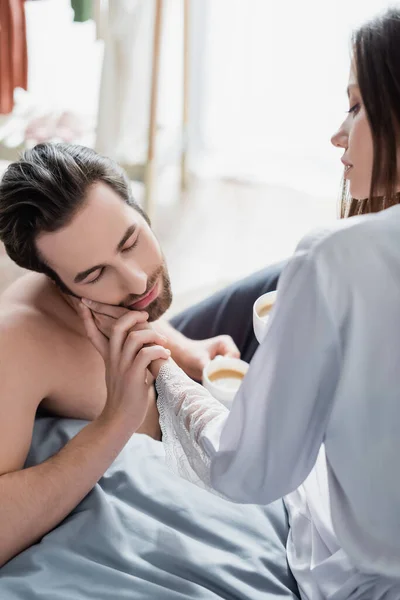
[0, 417, 299, 599]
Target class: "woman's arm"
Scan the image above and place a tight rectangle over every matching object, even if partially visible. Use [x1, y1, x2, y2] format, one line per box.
[156, 359, 229, 490]
[208, 250, 341, 503]
[156, 249, 341, 504]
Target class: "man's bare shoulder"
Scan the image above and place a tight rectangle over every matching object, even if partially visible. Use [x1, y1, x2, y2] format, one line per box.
[0, 275, 64, 474]
[0, 275, 60, 409]
[1, 271, 52, 305]
[0, 273, 68, 355]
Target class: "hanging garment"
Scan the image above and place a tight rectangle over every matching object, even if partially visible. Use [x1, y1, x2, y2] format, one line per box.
[71, 0, 92, 23]
[0, 0, 28, 114]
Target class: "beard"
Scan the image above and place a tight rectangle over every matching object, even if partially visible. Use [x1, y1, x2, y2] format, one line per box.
[121, 262, 173, 322]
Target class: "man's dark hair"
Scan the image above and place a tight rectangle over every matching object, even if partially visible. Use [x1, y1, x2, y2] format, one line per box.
[0, 143, 149, 292]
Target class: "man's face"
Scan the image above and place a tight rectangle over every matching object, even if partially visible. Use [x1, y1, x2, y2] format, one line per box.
[36, 182, 172, 321]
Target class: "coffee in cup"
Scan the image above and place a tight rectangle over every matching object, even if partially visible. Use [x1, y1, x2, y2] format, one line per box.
[253, 291, 277, 343]
[202, 356, 249, 408]
[208, 367, 244, 390]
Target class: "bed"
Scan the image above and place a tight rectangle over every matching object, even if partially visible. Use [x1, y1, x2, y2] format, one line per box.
[0, 417, 299, 599]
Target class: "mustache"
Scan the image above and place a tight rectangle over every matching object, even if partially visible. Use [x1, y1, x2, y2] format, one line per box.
[121, 265, 164, 308]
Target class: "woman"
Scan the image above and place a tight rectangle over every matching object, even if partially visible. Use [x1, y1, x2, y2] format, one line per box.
[152, 7, 400, 600]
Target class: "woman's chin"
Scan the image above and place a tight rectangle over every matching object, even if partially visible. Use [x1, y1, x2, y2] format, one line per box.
[349, 181, 369, 201]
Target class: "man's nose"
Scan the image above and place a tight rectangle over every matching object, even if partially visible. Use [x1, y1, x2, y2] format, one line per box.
[120, 262, 148, 295]
[331, 123, 348, 149]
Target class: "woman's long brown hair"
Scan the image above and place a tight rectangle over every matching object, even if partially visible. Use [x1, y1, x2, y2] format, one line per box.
[340, 8, 400, 219]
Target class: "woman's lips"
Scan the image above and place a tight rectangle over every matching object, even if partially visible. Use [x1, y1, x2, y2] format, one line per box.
[344, 164, 353, 179]
[341, 157, 353, 179]
[129, 281, 159, 310]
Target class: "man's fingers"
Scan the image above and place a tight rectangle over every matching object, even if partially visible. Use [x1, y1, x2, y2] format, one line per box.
[80, 303, 109, 359]
[67, 296, 82, 313]
[93, 313, 114, 338]
[132, 322, 149, 332]
[109, 311, 149, 365]
[148, 357, 169, 379]
[226, 348, 241, 358]
[81, 298, 128, 319]
[94, 312, 150, 339]
[120, 329, 168, 372]
[132, 346, 171, 378]
[216, 335, 241, 358]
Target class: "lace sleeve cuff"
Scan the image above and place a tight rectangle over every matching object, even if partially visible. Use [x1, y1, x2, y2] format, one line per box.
[156, 360, 228, 491]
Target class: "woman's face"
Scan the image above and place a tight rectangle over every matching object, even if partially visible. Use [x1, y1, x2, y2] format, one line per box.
[331, 61, 374, 200]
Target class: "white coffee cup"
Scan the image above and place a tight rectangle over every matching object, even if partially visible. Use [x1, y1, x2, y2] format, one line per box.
[253, 290, 277, 343]
[202, 355, 249, 408]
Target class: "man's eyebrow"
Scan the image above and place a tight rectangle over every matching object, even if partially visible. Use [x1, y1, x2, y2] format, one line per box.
[116, 224, 137, 251]
[74, 264, 103, 284]
[74, 224, 137, 284]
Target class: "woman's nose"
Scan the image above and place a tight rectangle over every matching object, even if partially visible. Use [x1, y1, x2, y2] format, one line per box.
[331, 124, 348, 149]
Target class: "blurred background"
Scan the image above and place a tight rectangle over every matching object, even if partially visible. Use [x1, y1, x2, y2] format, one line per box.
[0, 0, 392, 312]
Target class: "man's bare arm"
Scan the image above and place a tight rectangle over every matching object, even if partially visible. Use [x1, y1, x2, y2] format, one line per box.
[0, 310, 169, 567]
[0, 414, 138, 566]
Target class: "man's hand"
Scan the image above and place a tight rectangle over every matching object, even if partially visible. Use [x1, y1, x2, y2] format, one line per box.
[81, 299, 240, 382]
[79, 302, 170, 427]
[175, 336, 240, 381]
[80, 299, 141, 336]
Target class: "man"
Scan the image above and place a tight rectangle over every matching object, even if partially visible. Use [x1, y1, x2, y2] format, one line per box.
[0, 143, 291, 597]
